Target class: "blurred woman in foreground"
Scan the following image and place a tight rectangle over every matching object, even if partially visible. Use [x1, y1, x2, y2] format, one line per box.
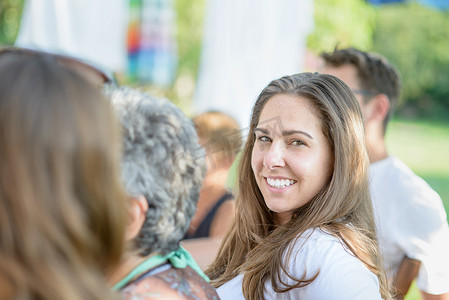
[0, 49, 127, 299]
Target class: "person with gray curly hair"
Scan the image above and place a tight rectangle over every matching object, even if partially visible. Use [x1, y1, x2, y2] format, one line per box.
[106, 86, 219, 299]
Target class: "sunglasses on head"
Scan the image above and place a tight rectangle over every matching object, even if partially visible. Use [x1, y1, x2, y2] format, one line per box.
[352, 89, 377, 97]
[0, 47, 116, 87]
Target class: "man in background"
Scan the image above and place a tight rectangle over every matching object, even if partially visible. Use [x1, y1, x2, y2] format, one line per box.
[321, 48, 449, 300]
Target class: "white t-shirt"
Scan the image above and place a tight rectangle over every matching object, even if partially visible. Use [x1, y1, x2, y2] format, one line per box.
[218, 228, 381, 300]
[370, 156, 449, 294]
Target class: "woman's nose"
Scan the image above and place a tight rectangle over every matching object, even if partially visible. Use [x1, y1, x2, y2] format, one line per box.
[263, 142, 285, 169]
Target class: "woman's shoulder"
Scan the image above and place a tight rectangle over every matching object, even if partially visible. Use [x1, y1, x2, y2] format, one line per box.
[281, 227, 381, 299]
[289, 227, 364, 268]
[121, 264, 219, 299]
[292, 227, 340, 248]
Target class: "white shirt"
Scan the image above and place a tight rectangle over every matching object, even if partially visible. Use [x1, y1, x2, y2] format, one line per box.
[370, 156, 449, 294]
[218, 228, 381, 300]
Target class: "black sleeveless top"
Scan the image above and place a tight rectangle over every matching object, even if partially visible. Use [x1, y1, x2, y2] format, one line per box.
[184, 192, 234, 239]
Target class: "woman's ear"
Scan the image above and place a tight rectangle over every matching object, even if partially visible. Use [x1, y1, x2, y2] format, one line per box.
[125, 195, 149, 242]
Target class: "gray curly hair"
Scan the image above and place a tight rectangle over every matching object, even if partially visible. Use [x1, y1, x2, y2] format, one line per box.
[106, 86, 206, 255]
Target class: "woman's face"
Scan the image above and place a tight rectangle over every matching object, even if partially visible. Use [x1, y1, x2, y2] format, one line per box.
[251, 94, 333, 225]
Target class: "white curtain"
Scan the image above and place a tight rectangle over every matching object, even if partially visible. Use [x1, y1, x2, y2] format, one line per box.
[193, 0, 314, 130]
[15, 0, 129, 73]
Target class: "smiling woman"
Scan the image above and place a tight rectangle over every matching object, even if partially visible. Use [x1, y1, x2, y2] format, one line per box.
[252, 94, 333, 226]
[206, 72, 392, 300]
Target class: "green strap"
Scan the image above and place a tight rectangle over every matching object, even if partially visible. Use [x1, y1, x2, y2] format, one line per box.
[112, 246, 209, 291]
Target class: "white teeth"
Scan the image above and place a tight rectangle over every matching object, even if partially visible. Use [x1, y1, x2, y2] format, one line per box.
[266, 178, 296, 189]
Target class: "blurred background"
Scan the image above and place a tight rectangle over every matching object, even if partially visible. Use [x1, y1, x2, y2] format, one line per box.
[1, 1, 448, 298]
[3, 0, 448, 119]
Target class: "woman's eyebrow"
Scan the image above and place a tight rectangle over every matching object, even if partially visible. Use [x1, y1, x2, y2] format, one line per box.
[282, 130, 313, 139]
[255, 127, 313, 139]
[254, 127, 269, 134]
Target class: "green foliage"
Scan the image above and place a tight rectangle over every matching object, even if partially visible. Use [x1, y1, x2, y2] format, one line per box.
[373, 2, 449, 119]
[309, 0, 449, 119]
[0, 0, 23, 45]
[307, 0, 376, 52]
[175, 0, 206, 79]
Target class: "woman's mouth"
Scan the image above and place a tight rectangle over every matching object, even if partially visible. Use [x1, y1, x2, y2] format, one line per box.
[266, 177, 297, 189]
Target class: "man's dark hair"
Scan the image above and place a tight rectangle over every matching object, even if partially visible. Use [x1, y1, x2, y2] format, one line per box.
[321, 47, 401, 131]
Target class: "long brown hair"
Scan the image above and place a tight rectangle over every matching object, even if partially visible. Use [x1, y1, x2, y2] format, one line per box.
[206, 73, 391, 299]
[0, 52, 127, 299]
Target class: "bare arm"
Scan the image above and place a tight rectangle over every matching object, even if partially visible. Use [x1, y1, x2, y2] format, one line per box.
[393, 256, 421, 299]
[421, 291, 449, 300]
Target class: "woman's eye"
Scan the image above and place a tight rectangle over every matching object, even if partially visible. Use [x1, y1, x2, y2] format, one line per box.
[257, 136, 271, 142]
[292, 140, 305, 146]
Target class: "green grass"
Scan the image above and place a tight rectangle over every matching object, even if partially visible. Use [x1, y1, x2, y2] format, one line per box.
[405, 281, 421, 300]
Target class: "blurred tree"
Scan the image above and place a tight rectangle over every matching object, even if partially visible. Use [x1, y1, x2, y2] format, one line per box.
[0, 0, 23, 45]
[172, 0, 206, 111]
[307, 0, 377, 52]
[175, 0, 205, 80]
[373, 2, 449, 119]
